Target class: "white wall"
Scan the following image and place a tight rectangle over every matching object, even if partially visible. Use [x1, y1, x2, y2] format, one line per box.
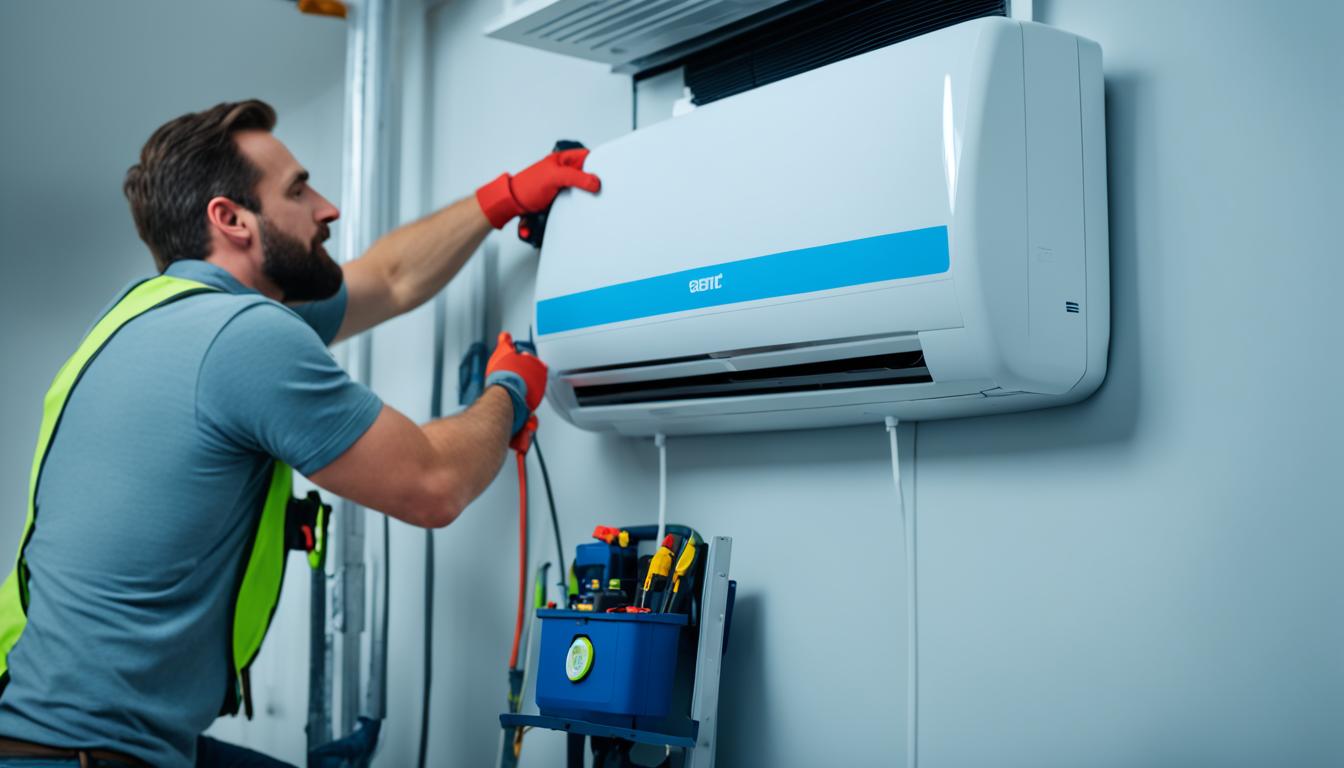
[377, 0, 1344, 766]
[0, 1, 346, 763]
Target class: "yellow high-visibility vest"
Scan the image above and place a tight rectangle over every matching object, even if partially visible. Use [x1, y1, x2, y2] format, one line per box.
[0, 275, 329, 717]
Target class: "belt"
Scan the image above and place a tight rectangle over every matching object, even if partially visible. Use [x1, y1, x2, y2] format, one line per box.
[0, 736, 149, 767]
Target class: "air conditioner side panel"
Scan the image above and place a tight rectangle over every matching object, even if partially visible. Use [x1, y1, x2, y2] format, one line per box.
[919, 20, 1028, 387]
[1076, 37, 1111, 401]
[1020, 22, 1088, 394]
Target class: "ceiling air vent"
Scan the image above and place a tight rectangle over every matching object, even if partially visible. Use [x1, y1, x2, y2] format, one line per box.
[486, 0, 796, 70]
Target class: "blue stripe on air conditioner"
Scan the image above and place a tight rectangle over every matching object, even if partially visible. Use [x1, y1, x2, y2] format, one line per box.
[536, 225, 950, 335]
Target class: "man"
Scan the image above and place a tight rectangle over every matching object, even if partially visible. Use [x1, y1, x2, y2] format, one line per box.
[0, 100, 599, 766]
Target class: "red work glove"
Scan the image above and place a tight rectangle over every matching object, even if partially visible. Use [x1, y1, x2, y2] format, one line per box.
[475, 149, 602, 229]
[484, 331, 549, 436]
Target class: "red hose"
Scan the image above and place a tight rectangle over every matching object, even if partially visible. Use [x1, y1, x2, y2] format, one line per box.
[508, 450, 527, 670]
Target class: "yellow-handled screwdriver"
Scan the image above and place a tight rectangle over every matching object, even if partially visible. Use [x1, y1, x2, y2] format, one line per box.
[639, 534, 677, 610]
[663, 536, 698, 613]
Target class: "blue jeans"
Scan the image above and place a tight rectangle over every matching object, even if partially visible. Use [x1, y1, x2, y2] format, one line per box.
[0, 736, 295, 767]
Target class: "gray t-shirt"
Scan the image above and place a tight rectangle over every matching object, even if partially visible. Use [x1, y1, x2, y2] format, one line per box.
[0, 260, 382, 766]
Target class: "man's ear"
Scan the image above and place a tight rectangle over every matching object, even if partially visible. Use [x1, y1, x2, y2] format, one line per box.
[206, 196, 255, 250]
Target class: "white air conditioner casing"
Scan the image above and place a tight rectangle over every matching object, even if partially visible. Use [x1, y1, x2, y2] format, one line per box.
[533, 18, 1109, 436]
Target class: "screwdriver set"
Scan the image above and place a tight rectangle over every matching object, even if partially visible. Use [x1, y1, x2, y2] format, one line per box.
[568, 525, 700, 616]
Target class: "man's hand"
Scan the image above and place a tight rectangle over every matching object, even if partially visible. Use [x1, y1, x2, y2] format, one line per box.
[484, 331, 548, 435]
[475, 148, 601, 229]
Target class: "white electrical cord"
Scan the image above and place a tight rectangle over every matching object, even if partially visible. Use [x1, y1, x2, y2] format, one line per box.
[655, 433, 667, 544]
[885, 416, 917, 768]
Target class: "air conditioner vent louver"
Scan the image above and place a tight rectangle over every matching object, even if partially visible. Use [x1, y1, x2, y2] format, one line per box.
[574, 352, 932, 407]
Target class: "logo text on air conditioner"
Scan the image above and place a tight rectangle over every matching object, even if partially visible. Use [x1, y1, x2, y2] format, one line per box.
[688, 273, 723, 293]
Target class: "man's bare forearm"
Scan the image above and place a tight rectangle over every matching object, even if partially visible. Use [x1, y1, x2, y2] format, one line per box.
[336, 196, 492, 342]
[422, 384, 515, 520]
[307, 386, 519, 529]
[374, 196, 491, 313]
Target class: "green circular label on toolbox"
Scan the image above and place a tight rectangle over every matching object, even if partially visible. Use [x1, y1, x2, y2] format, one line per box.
[565, 636, 594, 682]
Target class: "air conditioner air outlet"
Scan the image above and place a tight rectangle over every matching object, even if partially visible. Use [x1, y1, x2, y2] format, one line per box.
[573, 351, 931, 407]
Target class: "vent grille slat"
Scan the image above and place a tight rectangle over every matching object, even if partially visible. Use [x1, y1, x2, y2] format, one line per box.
[570, 0, 692, 46]
[525, 2, 612, 39]
[595, 4, 743, 52]
[491, 0, 794, 67]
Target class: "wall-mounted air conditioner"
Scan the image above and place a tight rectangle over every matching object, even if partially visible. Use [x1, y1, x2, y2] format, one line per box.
[534, 17, 1109, 435]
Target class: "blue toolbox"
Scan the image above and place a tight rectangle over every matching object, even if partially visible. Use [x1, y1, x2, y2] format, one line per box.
[535, 609, 689, 718]
[502, 525, 736, 768]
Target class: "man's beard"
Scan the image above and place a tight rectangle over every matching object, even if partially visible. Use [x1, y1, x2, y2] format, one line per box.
[259, 216, 343, 302]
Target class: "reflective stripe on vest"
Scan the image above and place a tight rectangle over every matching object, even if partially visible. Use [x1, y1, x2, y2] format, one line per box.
[0, 274, 323, 718]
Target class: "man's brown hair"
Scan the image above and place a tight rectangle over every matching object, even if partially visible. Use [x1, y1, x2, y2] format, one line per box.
[124, 100, 277, 272]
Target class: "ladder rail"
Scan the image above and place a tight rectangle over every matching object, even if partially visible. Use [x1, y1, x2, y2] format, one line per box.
[685, 536, 733, 768]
